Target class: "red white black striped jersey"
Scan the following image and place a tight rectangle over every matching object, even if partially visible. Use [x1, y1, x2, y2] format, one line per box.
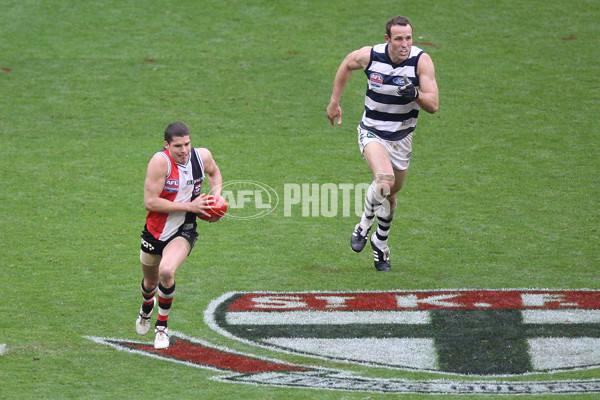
[145, 148, 205, 241]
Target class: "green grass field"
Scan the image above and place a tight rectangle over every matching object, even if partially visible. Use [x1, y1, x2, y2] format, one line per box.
[1, 0, 599, 398]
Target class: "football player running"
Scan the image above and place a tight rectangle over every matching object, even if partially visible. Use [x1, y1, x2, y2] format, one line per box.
[326, 16, 439, 271]
[135, 122, 222, 349]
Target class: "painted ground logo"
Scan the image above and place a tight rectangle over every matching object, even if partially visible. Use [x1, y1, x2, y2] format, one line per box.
[206, 290, 600, 376]
[87, 289, 600, 395]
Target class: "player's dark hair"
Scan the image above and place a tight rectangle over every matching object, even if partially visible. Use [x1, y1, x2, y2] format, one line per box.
[386, 16, 413, 37]
[164, 121, 190, 143]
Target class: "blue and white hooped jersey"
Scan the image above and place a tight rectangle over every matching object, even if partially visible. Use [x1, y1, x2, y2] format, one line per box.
[360, 43, 424, 141]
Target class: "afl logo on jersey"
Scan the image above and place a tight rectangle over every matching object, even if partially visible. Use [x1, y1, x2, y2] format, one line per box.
[369, 73, 383, 88]
[165, 178, 179, 193]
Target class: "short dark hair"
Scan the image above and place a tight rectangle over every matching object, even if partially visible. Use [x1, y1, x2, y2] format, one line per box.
[164, 121, 190, 143]
[386, 16, 413, 37]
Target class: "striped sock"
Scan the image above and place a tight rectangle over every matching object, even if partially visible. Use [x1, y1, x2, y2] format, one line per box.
[375, 206, 396, 244]
[141, 280, 157, 314]
[156, 282, 175, 328]
[360, 181, 387, 230]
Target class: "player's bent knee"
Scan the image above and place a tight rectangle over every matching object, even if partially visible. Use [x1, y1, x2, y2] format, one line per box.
[374, 173, 395, 197]
[159, 268, 175, 283]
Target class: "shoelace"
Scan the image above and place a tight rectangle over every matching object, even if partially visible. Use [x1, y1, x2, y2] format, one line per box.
[354, 226, 369, 238]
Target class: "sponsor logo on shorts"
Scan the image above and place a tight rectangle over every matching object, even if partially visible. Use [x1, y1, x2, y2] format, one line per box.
[358, 131, 376, 145]
[140, 238, 154, 251]
[87, 289, 600, 395]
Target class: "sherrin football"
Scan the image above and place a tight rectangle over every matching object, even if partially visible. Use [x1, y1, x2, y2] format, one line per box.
[197, 194, 228, 222]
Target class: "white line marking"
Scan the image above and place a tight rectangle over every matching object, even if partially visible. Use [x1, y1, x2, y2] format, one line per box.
[529, 338, 600, 370]
[225, 310, 431, 325]
[522, 309, 600, 324]
[263, 337, 438, 370]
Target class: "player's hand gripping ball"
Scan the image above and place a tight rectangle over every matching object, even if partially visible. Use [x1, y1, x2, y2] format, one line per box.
[197, 194, 228, 222]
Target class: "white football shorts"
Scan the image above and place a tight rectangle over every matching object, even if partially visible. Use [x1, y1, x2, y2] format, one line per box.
[357, 126, 413, 170]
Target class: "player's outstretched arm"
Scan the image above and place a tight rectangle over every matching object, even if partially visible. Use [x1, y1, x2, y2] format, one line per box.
[327, 46, 372, 126]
